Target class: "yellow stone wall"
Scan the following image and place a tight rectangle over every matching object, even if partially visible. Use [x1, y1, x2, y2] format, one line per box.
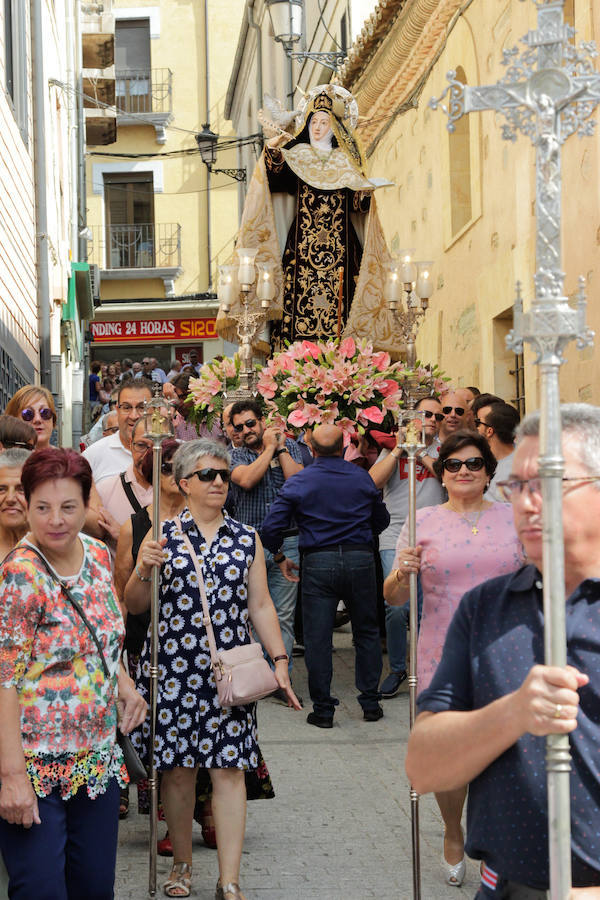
[362, 0, 600, 409]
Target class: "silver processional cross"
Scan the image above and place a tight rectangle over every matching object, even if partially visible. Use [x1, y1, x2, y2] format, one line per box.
[430, 2, 600, 898]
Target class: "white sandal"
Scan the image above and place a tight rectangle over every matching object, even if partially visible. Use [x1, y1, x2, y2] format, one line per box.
[164, 862, 192, 897]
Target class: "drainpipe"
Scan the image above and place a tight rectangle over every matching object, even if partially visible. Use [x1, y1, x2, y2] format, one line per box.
[247, 0, 263, 114]
[204, 0, 212, 290]
[32, 0, 52, 391]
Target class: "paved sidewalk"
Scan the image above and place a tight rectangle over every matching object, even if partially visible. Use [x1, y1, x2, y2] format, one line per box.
[116, 628, 479, 899]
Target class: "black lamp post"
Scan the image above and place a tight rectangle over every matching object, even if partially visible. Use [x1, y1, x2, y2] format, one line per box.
[196, 123, 247, 183]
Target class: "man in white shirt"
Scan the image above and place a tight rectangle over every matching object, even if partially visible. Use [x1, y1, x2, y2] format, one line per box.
[83, 380, 153, 482]
[475, 401, 520, 503]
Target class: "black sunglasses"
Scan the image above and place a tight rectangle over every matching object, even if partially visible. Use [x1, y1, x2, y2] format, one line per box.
[233, 418, 258, 433]
[189, 467, 231, 483]
[421, 410, 445, 422]
[161, 462, 173, 475]
[21, 406, 53, 422]
[442, 406, 465, 417]
[442, 456, 485, 473]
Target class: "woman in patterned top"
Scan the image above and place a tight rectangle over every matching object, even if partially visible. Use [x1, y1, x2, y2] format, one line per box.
[0, 448, 146, 899]
[125, 439, 301, 900]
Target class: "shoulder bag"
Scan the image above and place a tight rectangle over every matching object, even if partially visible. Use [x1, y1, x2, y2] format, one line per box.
[21, 546, 146, 783]
[175, 518, 278, 707]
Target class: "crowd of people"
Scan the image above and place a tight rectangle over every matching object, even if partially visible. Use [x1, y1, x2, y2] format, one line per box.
[0, 367, 598, 899]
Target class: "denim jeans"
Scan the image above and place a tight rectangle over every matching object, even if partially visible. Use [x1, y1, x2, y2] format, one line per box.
[380, 548, 422, 674]
[264, 534, 299, 674]
[0, 778, 119, 899]
[301, 547, 382, 717]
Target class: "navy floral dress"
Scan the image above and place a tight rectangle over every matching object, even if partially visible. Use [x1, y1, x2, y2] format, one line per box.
[132, 508, 260, 772]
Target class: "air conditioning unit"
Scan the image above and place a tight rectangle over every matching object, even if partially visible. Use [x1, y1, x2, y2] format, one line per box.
[90, 264, 101, 304]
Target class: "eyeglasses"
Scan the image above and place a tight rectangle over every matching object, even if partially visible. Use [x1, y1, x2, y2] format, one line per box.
[21, 406, 53, 422]
[442, 456, 485, 473]
[496, 475, 600, 502]
[232, 418, 258, 433]
[102, 426, 119, 436]
[118, 403, 147, 414]
[161, 462, 173, 475]
[442, 406, 465, 417]
[189, 467, 231, 483]
[132, 441, 152, 452]
[474, 418, 489, 428]
[420, 410, 445, 422]
[1, 440, 34, 449]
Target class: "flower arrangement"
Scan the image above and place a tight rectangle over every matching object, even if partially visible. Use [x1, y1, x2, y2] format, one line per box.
[187, 354, 263, 430]
[256, 338, 429, 440]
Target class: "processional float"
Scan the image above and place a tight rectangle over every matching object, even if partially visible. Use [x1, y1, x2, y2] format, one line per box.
[142, 384, 175, 898]
[431, 1, 599, 897]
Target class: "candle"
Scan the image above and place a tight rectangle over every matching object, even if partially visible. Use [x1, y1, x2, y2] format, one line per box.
[384, 264, 402, 303]
[257, 263, 275, 302]
[416, 262, 434, 299]
[399, 248, 417, 284]
[236, 247, 258, 286]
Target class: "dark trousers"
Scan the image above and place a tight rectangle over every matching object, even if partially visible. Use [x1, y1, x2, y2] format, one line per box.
[301, 547, 382, 717]
[0, 778, 119, 900]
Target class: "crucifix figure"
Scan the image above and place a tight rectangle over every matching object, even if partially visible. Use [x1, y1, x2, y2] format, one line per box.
[430, 3, 599, 898]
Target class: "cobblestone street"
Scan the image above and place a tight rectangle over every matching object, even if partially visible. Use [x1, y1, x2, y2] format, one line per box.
[116, 628, 479, 899]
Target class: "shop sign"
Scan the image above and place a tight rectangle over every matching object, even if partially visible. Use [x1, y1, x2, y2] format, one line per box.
[90, 317, 218, 343]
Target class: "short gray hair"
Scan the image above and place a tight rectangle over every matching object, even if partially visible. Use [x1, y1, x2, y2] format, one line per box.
[172, 439, 231, 487]
[515, 403, 600, 484]
[0, 448, 32, 469]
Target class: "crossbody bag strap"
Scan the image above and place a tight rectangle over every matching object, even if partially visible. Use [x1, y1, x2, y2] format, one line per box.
[174, 517, 220, 668]
[16, 545, 111, 681]
[120, 472, 143, 515]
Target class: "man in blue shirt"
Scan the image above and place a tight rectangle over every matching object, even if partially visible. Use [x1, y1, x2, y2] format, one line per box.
[261, 424, 390, 727]
[230, 399, 303, 680]
[406, 404, 600, 898]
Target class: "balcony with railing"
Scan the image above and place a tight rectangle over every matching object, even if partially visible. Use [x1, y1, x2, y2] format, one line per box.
[115, 69, 173, 142]
[88, 223, 183, 296]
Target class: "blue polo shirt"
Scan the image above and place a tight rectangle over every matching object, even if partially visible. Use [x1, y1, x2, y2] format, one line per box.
[418, 565, 600, 889]
[260, 455, 390, 553]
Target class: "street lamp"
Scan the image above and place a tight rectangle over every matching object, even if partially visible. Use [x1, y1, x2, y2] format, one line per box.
[196, 123, 247, 183]
[266, 0, 347, 72]
[384, 250, 433, 368]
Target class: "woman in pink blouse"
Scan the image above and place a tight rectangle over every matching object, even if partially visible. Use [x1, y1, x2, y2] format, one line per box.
[384, 430, 524, 889]
[0, 448, 146, 898]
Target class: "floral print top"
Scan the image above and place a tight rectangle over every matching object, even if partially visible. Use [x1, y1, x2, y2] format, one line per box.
[0, 535, 127, 799]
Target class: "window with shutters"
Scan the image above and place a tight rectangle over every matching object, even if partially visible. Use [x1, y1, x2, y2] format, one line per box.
[115, 19, 151, 113]
[104, 173, 155, 268]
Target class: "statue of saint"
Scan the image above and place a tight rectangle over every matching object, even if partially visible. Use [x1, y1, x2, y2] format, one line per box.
[217, 85, 396, 354]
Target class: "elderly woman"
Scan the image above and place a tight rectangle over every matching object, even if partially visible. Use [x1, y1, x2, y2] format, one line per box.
[0, 450, 31, 562]
[5, 386, 56, 450]
[384, 430, 524, 888]
[0, 448, 146, 898]
[125, 439, 300, 900]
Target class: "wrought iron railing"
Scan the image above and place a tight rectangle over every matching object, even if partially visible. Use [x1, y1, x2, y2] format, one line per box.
[115, 68, 173, 115]
[89, 223, 181, 269]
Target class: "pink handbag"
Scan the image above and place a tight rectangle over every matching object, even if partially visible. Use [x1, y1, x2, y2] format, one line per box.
[176, 520, 279, 707]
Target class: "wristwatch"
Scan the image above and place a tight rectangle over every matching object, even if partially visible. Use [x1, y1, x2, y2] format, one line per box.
[273, 551, 286, 563]
[274, 447, 288, 457]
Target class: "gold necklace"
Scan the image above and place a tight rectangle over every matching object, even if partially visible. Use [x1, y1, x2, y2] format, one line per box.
[447, 503, 486, 535]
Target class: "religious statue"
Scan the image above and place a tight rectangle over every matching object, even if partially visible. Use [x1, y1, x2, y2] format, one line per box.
[217, 85, 398, 355]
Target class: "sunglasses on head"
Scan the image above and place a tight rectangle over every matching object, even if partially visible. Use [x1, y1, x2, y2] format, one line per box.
[442, 456, 485, 473]
[21, 406, 53, 422]
[442, 406, 465, 417]
[232, 418, 258, 433]
[420, 410, 445, 422]
[189, 467, 231, 483]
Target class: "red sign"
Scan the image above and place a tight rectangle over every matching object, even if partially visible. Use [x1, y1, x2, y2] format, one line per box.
[90, 317, 218, 343]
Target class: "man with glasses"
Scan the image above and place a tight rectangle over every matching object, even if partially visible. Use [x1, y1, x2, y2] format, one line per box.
[369, 396, 446, 698]
[95, 419, 154, 545]
[475, 402, 520, 503]
[229, 400, 303, 685]
[406, 403, 600, 898]
[83, 380, 153, 482]
[439, 390, 473, 441]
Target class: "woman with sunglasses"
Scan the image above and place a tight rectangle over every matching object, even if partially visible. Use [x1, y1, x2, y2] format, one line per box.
[384, 429, 523, 888]
[5, 386, 56, 450]
[125, 439, 299, 899]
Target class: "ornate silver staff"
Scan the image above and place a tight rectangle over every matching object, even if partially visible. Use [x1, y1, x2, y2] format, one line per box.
[430, 3, 599, 896]
[142, 384, 175, 898]
[384, 254, 434, 900]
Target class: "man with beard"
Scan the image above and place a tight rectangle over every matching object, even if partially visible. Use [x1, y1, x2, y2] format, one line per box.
[230, 400, 303, 687]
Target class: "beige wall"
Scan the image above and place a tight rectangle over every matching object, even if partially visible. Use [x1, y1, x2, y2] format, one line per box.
[360, 0, 600, 409]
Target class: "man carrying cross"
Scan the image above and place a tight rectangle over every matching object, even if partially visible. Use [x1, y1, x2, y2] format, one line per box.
[405, 404, 600, 898]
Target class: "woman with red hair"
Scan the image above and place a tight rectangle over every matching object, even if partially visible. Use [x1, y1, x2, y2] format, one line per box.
[0, 448, 146, 898]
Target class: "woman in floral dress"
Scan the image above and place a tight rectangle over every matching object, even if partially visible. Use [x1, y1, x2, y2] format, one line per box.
[0, 448, 146, 898]
[126, 439, 300, 900]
